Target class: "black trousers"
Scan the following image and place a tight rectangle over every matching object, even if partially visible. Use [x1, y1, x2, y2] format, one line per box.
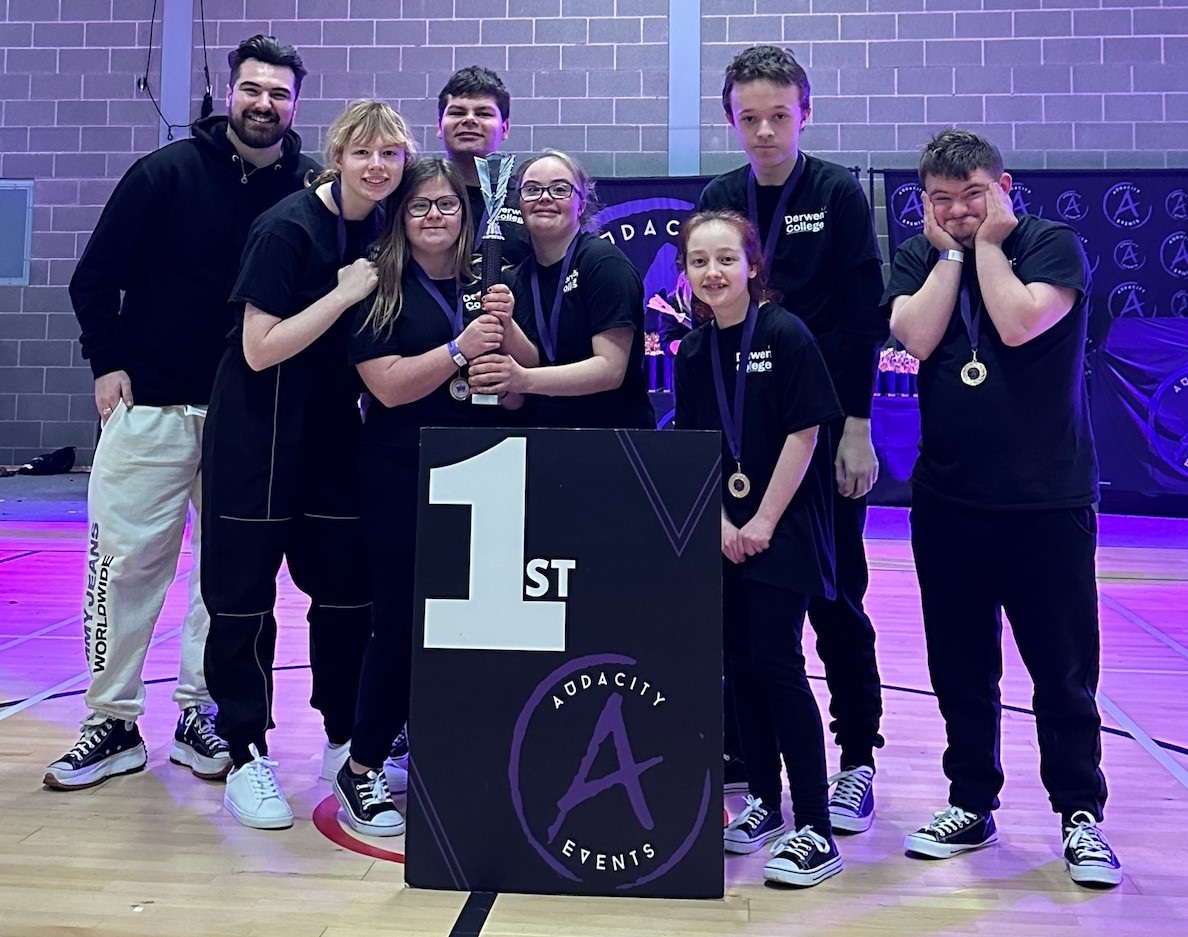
[806, 421, 884, 768]
[724, 564, 831, 835]
[910, 489, 1108, 822]
[348, 448, 418, 770]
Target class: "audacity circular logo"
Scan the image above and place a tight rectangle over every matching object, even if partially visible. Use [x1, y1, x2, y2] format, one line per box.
[1113, 239, 1146, 271]
[1161, 232, 1188, 279]
[1057, 189, 1089, 222]
[1108, 282, 1155, 318]
[1148, 369, 1188, 478]
[1166, 189, 1188, 222]
[891, 182, 925, 230]
[1104, 182, 1153, 229]
[508, 653, 712, 890]
[1009, 183, 1037, 217]
[1172, 290, 1188, 318]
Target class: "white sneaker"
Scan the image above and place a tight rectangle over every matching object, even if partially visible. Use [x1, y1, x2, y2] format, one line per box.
[224, 745, 293, 830]
[320, 740, 351, 781]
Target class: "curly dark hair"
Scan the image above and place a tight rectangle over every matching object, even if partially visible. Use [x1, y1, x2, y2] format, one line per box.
[918, 129, 1004, 185]
[437, 65, 511, 121]
[721, 45, 811, 116]
[228, 34, 307, 96]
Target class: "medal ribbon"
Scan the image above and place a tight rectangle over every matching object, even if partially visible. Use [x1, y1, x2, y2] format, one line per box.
[957, 269, 980, 352]
[330, 177, 384, 263]
[530, 234, 580, 363]
[709, 301, 760, 467]
[410, 260, 465, 337]
[746, 153, 805, 271]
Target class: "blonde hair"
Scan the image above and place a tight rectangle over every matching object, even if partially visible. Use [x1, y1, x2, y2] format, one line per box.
[307, 99, 417, 187]
[360, 158, 476, 337]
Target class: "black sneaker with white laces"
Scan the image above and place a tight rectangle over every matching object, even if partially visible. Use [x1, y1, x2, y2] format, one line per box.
[1062, 811, 1122, 887]
[724, 795, 787, 854]
[828, 765, 875, 833]
[170, 705, 232, 780]
[43, 718, 147, 790]
[904, 805, 998, 858]
[334, 762, 405, 837]
[764, 826, 844, 887]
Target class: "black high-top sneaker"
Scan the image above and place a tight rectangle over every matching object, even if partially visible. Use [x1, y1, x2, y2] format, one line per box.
[44, 718, 147, 790]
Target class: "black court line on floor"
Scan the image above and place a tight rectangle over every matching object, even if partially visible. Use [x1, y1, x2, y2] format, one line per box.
[0, 551, 38, 564]
[448, 891, 497, 937]
[4, 670, 1186, 757]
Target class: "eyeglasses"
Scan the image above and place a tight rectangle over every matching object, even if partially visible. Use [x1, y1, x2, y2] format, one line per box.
[406, 195, 462, 217]
[518, 181, 576, 201]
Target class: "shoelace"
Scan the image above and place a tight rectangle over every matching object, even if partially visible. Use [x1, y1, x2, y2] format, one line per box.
[731, 795, 769, 831]
[769, 826, 830, 861]
[828, 766, 872, 811]
[244, 754, 284, 800]
[925, 805, 978, 836]
[186, 708, 225, 751]
[65, 720, 113, 760]
[356, 770, 393, 810]
[1063, 811, 1114, 862]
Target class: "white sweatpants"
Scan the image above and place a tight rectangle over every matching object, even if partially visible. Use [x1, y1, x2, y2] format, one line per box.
[82, 403, 210, 726]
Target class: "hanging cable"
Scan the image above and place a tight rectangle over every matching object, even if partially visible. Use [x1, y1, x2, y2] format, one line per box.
[138, 0, 197, 140]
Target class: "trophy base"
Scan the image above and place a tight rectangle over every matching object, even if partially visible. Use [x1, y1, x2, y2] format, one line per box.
[470, 393, 501, 407]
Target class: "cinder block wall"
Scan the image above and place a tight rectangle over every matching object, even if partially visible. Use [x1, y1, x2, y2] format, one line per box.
[1, 0, 1184, 465]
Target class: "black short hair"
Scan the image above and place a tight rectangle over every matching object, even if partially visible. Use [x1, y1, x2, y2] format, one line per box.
[918, 129, 1004, 185]
[228, 34, 307, 97]
[721, 45, 811, 116]
[437, 65, 511, 121]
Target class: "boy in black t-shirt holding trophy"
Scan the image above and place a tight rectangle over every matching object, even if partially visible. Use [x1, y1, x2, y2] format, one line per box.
[883, 129, 1121, 888]
[700, 45, 888, 835]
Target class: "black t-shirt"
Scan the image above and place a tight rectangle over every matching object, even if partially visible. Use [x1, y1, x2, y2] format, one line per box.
[675, 303, 844, 596]
[510, 232, 655, 429]
[881, 214, 1097, 509]
[349, 268, 532, 463]
[465, 183, 532, 269]
[699, 156, 886, 418]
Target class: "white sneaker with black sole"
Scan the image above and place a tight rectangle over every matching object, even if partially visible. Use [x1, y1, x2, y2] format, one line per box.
[764, 826, 843, 887]
[43, 718, 147, 790]
[334, 762, 405, 836]
[724, 795, 787, 854]
[1063, 811, 1122, 887]
[169, 705, 231, 780]
[828, 765, 875, 833]
[224, 745, 293, 830]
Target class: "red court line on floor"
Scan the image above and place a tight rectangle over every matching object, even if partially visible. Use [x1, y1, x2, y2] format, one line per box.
[312, 794, 405, 864]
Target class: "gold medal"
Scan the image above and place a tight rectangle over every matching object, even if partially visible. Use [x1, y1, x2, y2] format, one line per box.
[449, 375, 471, 401]
[961, 350, 987, 387]
[727, 466, 751, 499]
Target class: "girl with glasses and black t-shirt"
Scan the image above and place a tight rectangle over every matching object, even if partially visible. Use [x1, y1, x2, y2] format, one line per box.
[466, 149, 654, 430]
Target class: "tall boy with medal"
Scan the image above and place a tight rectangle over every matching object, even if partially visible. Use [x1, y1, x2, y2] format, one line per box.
[699, 45, 888, 833]
[884, 130, 1120, 888]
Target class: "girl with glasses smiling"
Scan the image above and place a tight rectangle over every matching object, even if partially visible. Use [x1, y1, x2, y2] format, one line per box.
[342, 158, 537, 834]
[467, 149, 655, 429]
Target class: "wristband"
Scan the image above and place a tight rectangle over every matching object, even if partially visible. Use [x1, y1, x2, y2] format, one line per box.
[447, 340, 467, 367]
[939, 249, 964, 264]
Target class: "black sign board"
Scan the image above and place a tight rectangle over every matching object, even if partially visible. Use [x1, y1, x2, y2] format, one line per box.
[406, 427, 724, 898]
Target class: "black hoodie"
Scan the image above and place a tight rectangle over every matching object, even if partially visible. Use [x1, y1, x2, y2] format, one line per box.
[69, 115, 319, 406]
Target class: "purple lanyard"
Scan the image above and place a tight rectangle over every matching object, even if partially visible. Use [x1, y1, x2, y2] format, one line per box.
[411, 261, 465, 337]
[529, 234, 580, 364]
[957, 272, 980, 351]
[746, 153, 805, 271]
[709, 302, 760, 465]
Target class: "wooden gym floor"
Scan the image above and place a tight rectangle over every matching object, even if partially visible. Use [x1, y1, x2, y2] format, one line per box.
[1, 481, 1186, 937]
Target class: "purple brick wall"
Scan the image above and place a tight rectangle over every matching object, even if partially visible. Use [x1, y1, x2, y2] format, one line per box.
[1, 0, 1184, 465]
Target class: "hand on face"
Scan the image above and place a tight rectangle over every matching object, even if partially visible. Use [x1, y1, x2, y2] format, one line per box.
[922, 193, 963, 254]
[975, 182, 1018, 247]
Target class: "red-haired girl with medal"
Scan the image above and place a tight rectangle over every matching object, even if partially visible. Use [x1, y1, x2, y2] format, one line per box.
[673, 210, 845, 888]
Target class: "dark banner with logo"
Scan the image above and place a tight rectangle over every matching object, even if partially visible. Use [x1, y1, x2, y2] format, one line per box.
[406, 427, 724, 898]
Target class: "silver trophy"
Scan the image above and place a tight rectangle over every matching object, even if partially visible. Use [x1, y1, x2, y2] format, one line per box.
[472, 152, 516, 406]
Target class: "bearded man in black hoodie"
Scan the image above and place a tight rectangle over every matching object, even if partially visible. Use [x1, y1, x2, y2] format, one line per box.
[46, 35, 319, 791]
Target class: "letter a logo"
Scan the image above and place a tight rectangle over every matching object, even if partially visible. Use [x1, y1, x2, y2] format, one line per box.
[546, 693, 663, 843]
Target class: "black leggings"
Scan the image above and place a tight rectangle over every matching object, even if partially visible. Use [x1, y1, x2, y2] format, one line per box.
[724, 564, 831, 835]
